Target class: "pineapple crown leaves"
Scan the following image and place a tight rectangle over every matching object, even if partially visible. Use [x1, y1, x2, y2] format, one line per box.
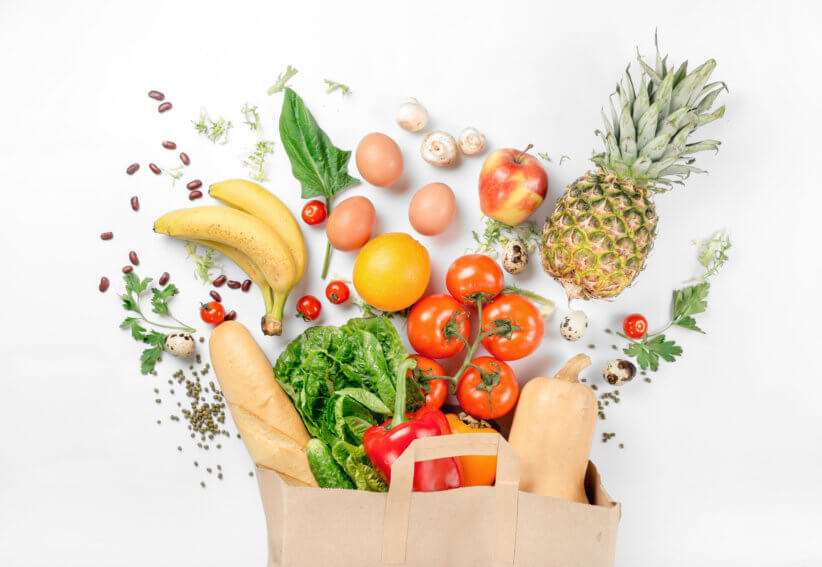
[593, 33, 727, 193]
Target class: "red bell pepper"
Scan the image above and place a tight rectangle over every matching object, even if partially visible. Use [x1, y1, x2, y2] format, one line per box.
[363, 358, 463, 492]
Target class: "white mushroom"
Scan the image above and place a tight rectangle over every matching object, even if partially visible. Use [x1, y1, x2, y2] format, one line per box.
[164, 332, 196, 358]
[559, 310, 588, 341]
[458, 127, 486, 155]
[396, 98, 428, 132]
[603, 359, 636, 385]
[502, 239, 528, 274]
[421, 131, 458, 167]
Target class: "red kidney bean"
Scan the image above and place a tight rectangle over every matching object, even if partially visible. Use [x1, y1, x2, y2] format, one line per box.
[158, 272, 170, 286]
[162, 140, 177, 150]
[179, 152, 190, 165]
[212, 275, 226, 287]
[188, 190, 203, 200]
[186, 179, 202, 190]
[99, 277, 110, 292]
[129, 251, 139, 265]
[241, 279, 251, 292]
[158, 102, 172, 113]
[149, 163, 161, 175]
[100, 232, 113, 240]
[126, 163, 140, 175]
[227, 280, 241, 289]
[209, 290, 222, 302]
[148, 90, 165, 101]
[224, 310, 237, 321]
[122, 265, 134, 274]
[130, 196, 140, 211]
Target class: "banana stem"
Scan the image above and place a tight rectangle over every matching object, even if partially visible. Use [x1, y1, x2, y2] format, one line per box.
[262, 289, 289, 336]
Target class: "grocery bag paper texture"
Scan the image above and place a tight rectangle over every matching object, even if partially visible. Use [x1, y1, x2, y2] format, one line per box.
[256, 433, 620, 567]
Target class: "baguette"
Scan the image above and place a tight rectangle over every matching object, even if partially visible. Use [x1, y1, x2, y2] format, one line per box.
[210, 321, 316, 486]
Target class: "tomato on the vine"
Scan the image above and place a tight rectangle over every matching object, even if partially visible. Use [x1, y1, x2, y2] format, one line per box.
[296, 295, 322, 321]
[456, 356, 519, 420]
[325, 280, 350, 304]
[480, 294, 543, 361]
[301, 200, 327, 225]
[446, 254, 504, 306]
[200, 301, 225, 325]
[407, 294, 471, 359]
[407, 354, 448, 409]
[623, 313, 648, 339]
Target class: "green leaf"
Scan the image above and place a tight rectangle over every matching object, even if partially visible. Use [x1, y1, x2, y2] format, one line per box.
[278, 87, 359, 200]
[121, 294, 140, 313]
[673, 282, 710, 319]
[335, 388, 392, 415]
[624, 335, 683, 372]
[140, 344, 163, 375]
[120, 317, 146, 340]
[143, 330, 167, 347]
[675, 315, 704, 333]
[124, 272, 151, 296]
[150, 284, 179, 315]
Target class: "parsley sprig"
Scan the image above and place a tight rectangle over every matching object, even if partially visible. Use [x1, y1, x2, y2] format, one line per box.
[619, 232, 731, 371]
[119, 272, 195, 374]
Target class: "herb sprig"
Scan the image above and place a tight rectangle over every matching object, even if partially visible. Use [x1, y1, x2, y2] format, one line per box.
[184, 243, 221, 284]
[243, 140, 276, 181]
[193, 110, 233, 144]
[619, 232, 731, 371]
[119, 272, 195, 374]
[241, 103, 261, 131]
[538, 152, 570, 165]
[324, 79, 351, 95]
[268, 65, 298, 95]
[471, 217, 541, 257]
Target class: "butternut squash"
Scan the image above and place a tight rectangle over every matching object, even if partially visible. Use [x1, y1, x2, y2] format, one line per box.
[508, 354, 596, 503]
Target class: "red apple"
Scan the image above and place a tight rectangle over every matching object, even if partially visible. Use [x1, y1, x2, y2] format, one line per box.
[478, 145, 548, 226]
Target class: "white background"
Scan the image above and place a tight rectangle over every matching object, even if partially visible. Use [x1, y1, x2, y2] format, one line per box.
[1, 1, 821, 565]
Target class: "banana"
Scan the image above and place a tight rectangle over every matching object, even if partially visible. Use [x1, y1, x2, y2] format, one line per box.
[209, 179, 307, 279]
[155, 207, 297, 336]
[191, 239, 275, 315]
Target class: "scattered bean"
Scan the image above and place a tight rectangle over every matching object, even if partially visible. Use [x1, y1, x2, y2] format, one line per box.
[148, 90, 165, 101]
[158, 272, 170, 286]
[129, 251, 139, 266]
[149, 163, 161, 175]
[130, 196, 140, 211]
[224, 310, 237, 321]
[158, 102, 172, 113]
[186, 179, 202, 191]
[122, 265, 134, 274]
[126, 163, 140, 175]
[227, 280, 241, 289]
[100, 232, 113, 241]
[179, 152, 190, 165]
[241, 279, 251, 292]
[99, 277, 110, 292]
[212, 275, 226, 287]
[210, 290, 222, 302]
[188, 190, 203, 200]
[162, 140, 177, 150]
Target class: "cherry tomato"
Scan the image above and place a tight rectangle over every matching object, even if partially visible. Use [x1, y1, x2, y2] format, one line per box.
[480, 294, 543, 361]
[301, 200, 327, 225]
[623, 313, 648, 339]
[297, 295, 322, 321]
[457, 356, 519, 420]
[407, 294, 471, 359]
[446, 254, 504, 306]
[407, 355, 448, 409]
[200, 301, 225, 325]
[325, 280, 350, 304]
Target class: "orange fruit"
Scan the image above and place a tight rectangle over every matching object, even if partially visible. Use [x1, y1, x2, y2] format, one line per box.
[353, 233, 430, 312]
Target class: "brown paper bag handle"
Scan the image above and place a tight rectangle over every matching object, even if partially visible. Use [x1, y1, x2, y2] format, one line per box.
[381, 432, 520, 565]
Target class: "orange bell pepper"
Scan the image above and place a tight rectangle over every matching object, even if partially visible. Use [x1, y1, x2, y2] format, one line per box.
[445, 413, 497, 486]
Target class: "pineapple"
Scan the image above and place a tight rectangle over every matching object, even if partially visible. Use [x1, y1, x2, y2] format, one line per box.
[541, 39, 726, 300]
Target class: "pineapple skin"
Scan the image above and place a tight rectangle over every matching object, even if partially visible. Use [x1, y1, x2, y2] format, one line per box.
[541, 169, 659, 300]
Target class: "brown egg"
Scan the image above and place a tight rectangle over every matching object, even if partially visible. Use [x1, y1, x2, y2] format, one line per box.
[408, 182, 457, 236]
[356, 132, 404, 187]
[326, 196, 377, 251]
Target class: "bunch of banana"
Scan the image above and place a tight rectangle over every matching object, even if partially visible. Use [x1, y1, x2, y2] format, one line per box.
[154, 179, 307, 336]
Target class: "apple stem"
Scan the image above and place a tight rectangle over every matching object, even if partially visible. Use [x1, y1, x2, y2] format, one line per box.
[516, 144, 534, 163]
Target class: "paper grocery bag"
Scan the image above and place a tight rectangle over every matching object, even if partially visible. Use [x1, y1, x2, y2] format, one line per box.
[256, 433, 620, 567]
